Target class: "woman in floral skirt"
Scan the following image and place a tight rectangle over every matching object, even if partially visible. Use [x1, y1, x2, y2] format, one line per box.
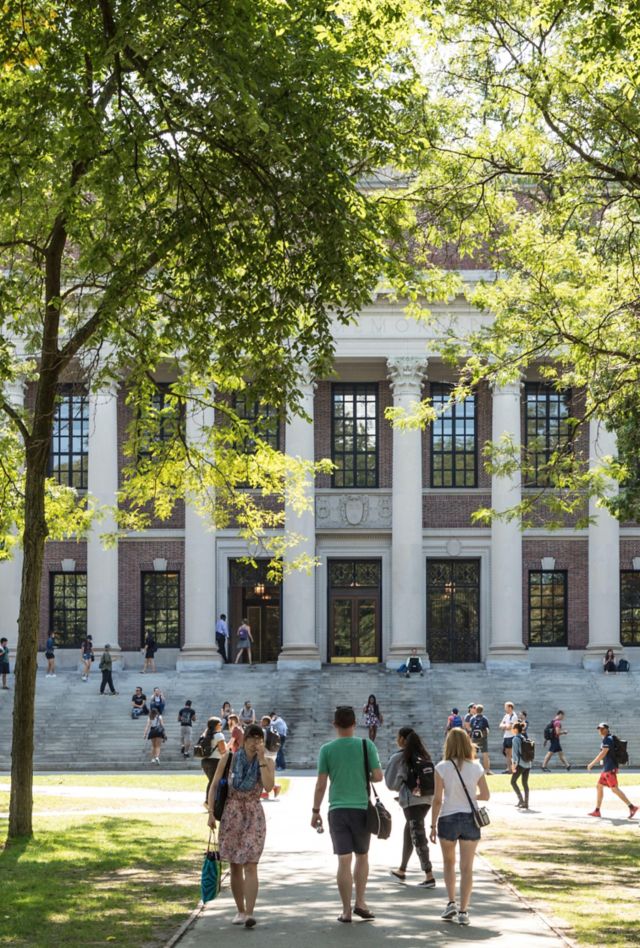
[208, 723, 275, 929]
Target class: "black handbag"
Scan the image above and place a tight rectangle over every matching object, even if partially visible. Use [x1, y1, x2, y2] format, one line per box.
[362, 740, 392, 839]
[451, 760, 490, 829]
[213, 754, 233, 820]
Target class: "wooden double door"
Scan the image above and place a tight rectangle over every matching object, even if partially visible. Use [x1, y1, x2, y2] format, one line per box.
[329, 559, 381, 663]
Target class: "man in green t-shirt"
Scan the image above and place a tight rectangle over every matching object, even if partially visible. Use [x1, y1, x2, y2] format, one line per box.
[311, 705, 382, 923]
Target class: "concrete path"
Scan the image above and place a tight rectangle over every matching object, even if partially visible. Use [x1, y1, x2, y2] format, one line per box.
[177, 774, 568, 947]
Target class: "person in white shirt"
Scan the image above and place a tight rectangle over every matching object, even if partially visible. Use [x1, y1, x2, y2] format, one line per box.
[430, 728, 490, 927]
[270, 712, 288, 771]
[499, 701, 519, 773]
[216, 613, 229, 664]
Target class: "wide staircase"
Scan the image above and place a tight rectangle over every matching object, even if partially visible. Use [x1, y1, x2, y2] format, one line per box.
[0, 664, 638, 771]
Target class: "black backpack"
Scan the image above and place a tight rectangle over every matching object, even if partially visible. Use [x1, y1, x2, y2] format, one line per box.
[194, 731, 213, 759]
[543, 721, 555, 742]
[519, 738, 535, 763]
[265, 728, 281, 753]
[612, 735, 629, 766]
[470, 716, 486, 742]
[406, 755, 435, 796]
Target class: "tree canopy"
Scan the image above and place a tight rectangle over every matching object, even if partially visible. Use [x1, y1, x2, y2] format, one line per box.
[413, 0, 640, 520]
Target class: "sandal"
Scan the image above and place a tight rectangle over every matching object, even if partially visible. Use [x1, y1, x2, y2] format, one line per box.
[353, 906, 375, 920]
[337, 915, 352, 923]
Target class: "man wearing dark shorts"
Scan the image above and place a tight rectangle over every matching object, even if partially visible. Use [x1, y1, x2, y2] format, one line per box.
[311, 705, 382, 923]
[587, 723, 638, 819]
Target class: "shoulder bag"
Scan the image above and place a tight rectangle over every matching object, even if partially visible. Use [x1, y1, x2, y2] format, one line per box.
[362, 740, 392, 839]
[451, 760, 490, 829]
[213, 754, 233, 820]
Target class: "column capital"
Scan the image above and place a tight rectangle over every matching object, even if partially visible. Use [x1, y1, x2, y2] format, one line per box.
[489, 376, 523, 397]
[387, 356, 428, 397]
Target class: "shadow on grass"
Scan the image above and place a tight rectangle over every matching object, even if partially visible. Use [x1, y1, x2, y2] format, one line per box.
[0, 817, 200, 947]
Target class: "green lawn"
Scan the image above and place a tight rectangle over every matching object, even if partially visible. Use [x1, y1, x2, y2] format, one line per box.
[482, 819, 640, 947]
[0, 813, 203, 947]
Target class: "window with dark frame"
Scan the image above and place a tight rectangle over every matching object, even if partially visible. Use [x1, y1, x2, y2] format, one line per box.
[524, 383, 572, 486]
[137, 383, 182, 461]
[528, 570, 567, 646]
[430, 384, 477, 488]
[233, 393, 280, 452]
[50, 385, 89, 489]
[621, 571, 640, 645]
[49, 572, 87, 647]
[142, 571, 180, 647]
[331, 383, 378, 488]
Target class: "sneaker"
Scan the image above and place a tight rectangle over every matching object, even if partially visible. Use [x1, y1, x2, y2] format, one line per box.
[629, 805, 638, 819]
[260, 790, 269, 800]
[457, 911, 470, 926]
[51, 673, 56, 677]
[273, 785, 281, 798]
[588, 809, 601, 817]
[441, 901, 458, 920]
[541, 767, 550, 773]
[566, 764, 572, 771]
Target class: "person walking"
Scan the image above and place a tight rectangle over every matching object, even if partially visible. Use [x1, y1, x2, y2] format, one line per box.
[541, 710, 571, 772]
[499, 701, 519, 772]
[141, 633, 157, 673]
[362, 694, 383, 743]
[234, 618, 254, 664]
[44, 631, 56, 677]
[430, 728, 490, 927]
[469, 704, 492, 775]
[239, 700, 256, 727]
[0, 638, 10, 689]
[259, 716, 282, 799]
[216, 613, 229, 663]
[385, 726, 436, 887]
[311, 705, 382, 924]
[445, 708, 463, 734]
[80, 635, 93, 681]
[270, 711, 288, 771]
[99, 644, 118, 695]
[510, 721, 532, 810]
[587, 723, 638, 819]
[178, 699, 196, 758]
[199, 716, 228, 805]
[463, 704, 477, 733]
[144, 707, 166, 765]
[208, 724, 275, 928]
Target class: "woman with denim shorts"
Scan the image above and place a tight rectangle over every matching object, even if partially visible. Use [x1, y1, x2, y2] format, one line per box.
[429, 728, 490, 927]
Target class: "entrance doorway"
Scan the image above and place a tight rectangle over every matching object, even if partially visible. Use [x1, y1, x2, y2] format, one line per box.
[427, 559, 480, 663]
[229, 560, 281, 663]
[328, 559, 381, 663]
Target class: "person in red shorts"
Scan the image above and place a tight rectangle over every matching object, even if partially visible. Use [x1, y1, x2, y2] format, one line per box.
[587, 723, 638, 819]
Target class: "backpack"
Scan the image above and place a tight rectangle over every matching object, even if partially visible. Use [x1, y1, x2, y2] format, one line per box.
[617, 659, 630, 673]
[519, 737, 535, 763]
[543, 721, 555, 742]
[194, 731, 213, 759]
[406, 755, 435, 796]
[470, 715, 486, 742]
[179, 709, 193, 726]
[238, 626, 249, 640]
[612, 735, 629, 766]
[407, 657, 422, 672]
[449, 714, 463, 730]
[265, 728, 281, 753]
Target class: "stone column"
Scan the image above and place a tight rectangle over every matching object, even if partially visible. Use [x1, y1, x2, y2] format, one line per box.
[584, 419, 621, 668]
[279, 375, 321, 669]
[87, 385, 120, 666]
[386, 357, 428, 667]
[487, 381, 528, 667]
[177, 399, 221, 670]
[0, 380, 25, 644]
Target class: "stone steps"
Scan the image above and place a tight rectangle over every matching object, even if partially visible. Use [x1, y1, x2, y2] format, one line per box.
[0, 665, 638, 771]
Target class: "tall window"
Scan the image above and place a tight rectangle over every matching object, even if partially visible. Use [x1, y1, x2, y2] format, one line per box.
[332, 383, 378, 488]
[142, 571, 180, 646]
[430, 384, 477, 487]
[137, 383, 182, 460]
[621, 572, 640, 645]
[49, 572, 87, 647]
[524, 384, 572, 486]
[50, 385, 89, 489]
[528, 570, 567, 646]
[233, 393, 280, 451]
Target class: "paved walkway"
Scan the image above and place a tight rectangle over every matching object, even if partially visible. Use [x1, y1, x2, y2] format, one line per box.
[176, 774, 571, 947]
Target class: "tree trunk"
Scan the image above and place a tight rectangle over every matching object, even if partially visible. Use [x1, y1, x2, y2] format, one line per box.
[8, 455, 49, 839]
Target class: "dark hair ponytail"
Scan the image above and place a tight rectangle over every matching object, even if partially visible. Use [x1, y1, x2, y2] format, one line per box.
[399, 727, 431, 764]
